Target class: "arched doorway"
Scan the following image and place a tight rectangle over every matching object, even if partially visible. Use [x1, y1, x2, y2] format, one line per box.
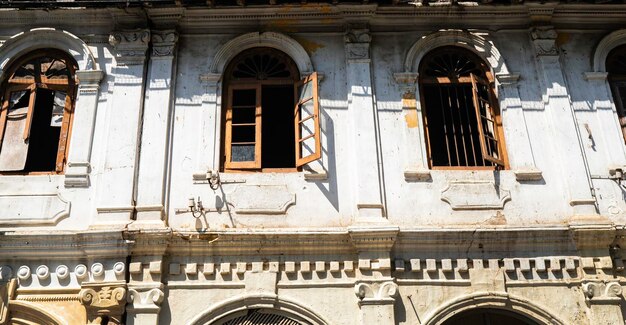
[214, 308, 306, 325]
[442, 308, 540, 325]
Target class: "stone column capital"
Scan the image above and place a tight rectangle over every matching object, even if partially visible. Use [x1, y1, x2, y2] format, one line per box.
[109, 29, 150, 66]
[354, 281, 398, 306]
[582, 281, 623, 304]
[151, 30, 179, 58]
[127, 283, 165, 314]
[345, 26, 371, 62]
[80, 282, 127, 324]
[531, 26, 559, 56]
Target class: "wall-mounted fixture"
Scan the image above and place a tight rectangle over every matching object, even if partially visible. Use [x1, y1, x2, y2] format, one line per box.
[208, 169, 220, 190]
[188, 197, 204, 218]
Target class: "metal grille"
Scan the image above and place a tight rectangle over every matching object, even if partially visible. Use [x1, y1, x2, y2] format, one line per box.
[420, 47, 504, 168]
[220, 309, 304, 325]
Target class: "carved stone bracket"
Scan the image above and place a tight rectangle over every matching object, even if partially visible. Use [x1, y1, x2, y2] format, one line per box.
[151, 30, 178, 58]
[109, 29, 150, 66]
[127, 283, 165, 314]
[80, 282, 127, 324]
[582, 281, 623, 304]
[354, 281, 398, 306]
[345, 27, 371, 62]
[531, 27, 559, 56]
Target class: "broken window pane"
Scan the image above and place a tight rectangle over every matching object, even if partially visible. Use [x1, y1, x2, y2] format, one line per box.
[0, 90, 31, 171]
[50, 91, 66, 127]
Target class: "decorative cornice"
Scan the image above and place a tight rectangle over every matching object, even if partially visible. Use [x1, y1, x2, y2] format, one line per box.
[348, 226, 399, 252]
[109, 29, 150, 66]
[0, 230, 130, 258]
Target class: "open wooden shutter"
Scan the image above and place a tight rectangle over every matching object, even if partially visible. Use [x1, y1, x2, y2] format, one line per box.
[294, 72, 321, 167]
[54, 90, 71, 172]
[471, 74, 505, 167]
[0, 86, 36, 171]
[224, 85, 262, 170]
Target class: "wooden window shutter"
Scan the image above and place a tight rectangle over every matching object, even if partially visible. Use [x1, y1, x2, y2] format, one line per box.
[294, 72, 321, 167]
[224, 85, 262, 170]
[0, 86, 35, 171]
[471, 73, 505, 167]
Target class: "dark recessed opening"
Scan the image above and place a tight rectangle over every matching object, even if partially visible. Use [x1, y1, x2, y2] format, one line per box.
[24, 88, 62, 172]
[261, 85, 295, 168]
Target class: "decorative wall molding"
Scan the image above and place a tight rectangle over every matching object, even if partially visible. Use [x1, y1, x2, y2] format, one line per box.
[393, 256, 582, 282]
[230, 185, 296, 215]
[209, 32, 314, 77]
[0, 28, 98, 79]
[422, 292, 566, 325]
[591, 29, 626, 73]
[0, 193, 70, 227]
[401, 30, 510, 76]
[80, 282, 126, 324]
[188, 293, 331, 325]
[440, 181, 511, 210]
[10, 261, 126, 288]
[109, 29, 150, 66]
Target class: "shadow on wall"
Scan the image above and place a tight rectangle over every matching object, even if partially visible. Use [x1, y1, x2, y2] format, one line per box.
[310, 108, 339, 212]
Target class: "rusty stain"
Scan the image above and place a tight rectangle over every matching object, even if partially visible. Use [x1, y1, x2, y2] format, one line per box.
[405, 110, 418, 129]
[292, 36, 325, 54]
[556, 32, 570, 47]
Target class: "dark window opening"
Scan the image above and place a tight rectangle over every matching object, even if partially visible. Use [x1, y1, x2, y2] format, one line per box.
[24, 89, 62, 172]
[607, 44, 626, 143]
[419, 46, 506, 168]
[262, 85, 295, 168]
[442, 308, 539, 325]
[423, 84, 484, 167]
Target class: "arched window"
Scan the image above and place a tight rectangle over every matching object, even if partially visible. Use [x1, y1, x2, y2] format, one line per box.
[442, 308, 539, 325]
[0, 49, 77, 173]
[222, 47, 321, 171]
[607, 44, 626, 143]
[214, 309, 302, 325]
[419, 46, 507, 169]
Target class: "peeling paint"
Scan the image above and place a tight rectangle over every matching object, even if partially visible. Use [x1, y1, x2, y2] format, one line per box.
[405, 110, 418, 128]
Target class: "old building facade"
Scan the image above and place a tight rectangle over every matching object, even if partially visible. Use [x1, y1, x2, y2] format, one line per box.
[0, 1, 625, 324]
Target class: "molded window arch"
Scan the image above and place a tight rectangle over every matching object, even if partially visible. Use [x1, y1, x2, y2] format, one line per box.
[0, 49, 78, 173]
[418, 46, 507, 169]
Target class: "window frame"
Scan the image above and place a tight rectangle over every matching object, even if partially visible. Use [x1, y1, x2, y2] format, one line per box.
[606, 44, 626, 144]
[418, 47, 508, 170]
[221, 48, 322, 172]
[0, 49, 77, 175]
